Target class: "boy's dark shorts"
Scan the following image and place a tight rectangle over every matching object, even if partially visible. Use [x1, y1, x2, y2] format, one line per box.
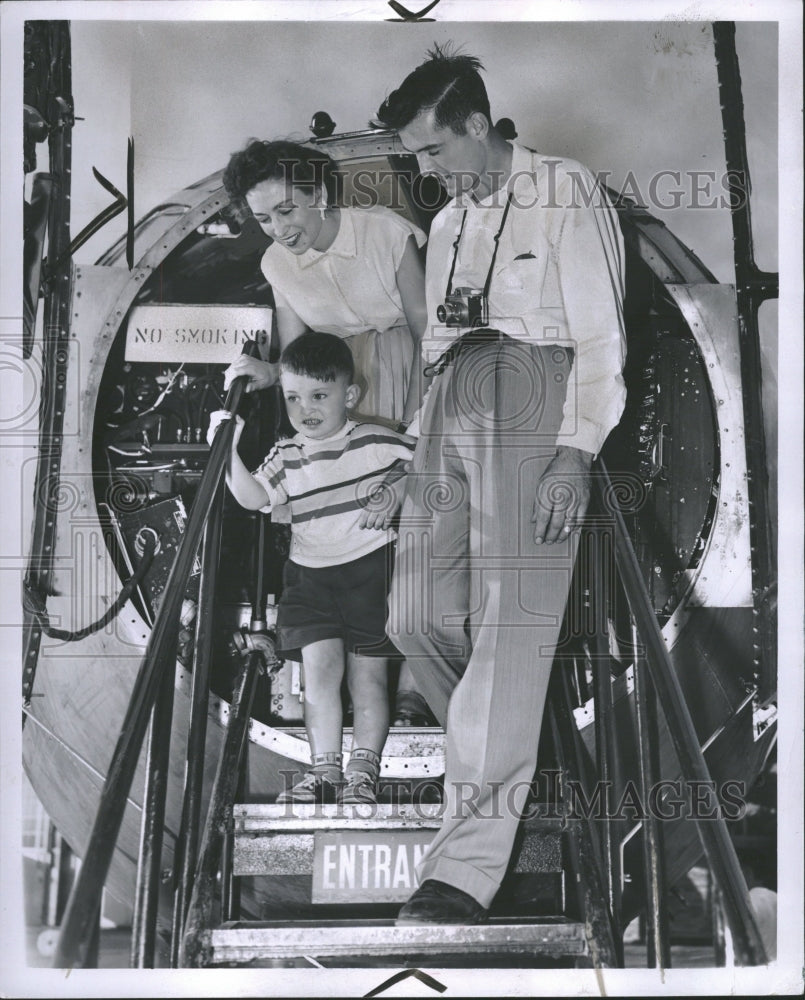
[276, 543, 399, 661]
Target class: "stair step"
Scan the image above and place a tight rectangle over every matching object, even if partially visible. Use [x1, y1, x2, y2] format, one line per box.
[207, 917, 587, 965]
[272, 727, 446, 776]
[233, 802, 568, 831]
[234, 801, 444, 832]
[232, 804, 566, 883]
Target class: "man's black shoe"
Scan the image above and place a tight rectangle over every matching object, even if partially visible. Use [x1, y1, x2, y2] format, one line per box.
[395, 879, 488, 925]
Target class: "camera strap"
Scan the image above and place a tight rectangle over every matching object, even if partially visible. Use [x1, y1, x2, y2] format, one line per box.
[443, 189, 515, 301]
[423, 327, 506, 378]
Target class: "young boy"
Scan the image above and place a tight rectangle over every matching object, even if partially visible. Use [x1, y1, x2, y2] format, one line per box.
[208, 332, 415, 804]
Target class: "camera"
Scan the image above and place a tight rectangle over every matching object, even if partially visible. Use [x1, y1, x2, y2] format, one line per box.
[436, 287, 489, 328]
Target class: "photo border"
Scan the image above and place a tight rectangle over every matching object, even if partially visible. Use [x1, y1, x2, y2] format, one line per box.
[1, 1, 801, 996]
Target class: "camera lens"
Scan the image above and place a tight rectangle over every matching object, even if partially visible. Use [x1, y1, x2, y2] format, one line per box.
[437, 299, 464, 325]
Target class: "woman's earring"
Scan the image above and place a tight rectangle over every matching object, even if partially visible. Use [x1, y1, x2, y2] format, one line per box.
[319, 205, 327, 220]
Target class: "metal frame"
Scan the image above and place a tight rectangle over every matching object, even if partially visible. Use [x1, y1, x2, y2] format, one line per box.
[712, 21, 778, 704]
[23, 21, 75, 707]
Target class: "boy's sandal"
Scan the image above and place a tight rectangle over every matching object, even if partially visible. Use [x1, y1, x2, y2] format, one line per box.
[340, 770, 378, 805]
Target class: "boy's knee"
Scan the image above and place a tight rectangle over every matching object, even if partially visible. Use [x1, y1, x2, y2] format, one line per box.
[348, 658, 389, 687]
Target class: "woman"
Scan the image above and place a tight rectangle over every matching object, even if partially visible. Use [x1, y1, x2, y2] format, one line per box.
[222, 139, 433, 727]
[222, 139, 427, 429]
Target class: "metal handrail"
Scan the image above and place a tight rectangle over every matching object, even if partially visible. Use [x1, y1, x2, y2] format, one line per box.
[130, 649, 177, 967]
[631, 617, 671, 969]
[548, 673, 621, 969]
[593, 457, 768, 966]
[586, 525, 624, 943]
[179, 647, 264, 968]
[52, 342, 258, 969]
[169, 479, 226, 966]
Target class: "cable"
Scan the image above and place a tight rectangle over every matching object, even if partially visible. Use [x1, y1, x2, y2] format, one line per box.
[24, 533, 157, 642]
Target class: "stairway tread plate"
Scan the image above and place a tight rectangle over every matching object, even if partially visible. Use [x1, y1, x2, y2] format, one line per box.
[209, 918, 586, 962]
[233, 802, 568, 832]
[276, 726, 445, 758]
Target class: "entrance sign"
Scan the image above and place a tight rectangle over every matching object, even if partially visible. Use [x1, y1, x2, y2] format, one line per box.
[312, 829, 431, 903]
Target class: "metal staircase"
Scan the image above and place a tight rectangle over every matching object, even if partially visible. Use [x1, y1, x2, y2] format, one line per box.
[174, 627, 625, 972]
[190, 800, 589, 968]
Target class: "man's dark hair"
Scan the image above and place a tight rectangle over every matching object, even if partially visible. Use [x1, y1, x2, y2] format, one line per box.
[376, 43, 490, 135]
[280, 331, 355, 383]
[223, 139, 337, 202]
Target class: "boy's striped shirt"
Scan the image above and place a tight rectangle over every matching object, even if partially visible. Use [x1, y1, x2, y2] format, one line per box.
[252, 420, 415, 567]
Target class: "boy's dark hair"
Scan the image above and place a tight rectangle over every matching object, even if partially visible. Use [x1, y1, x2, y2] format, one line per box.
[223, 138, 338, 202]
[280, 331, 355, 383]
[376, 43, 490, 135]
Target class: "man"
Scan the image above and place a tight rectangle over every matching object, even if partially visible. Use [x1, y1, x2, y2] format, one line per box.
[375, 45, 626, 924]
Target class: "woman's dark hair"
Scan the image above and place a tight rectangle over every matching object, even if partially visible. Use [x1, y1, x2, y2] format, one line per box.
[222, 139, 338, 202]
[280, 331, 355, 383]
[376, 43, 490, 135]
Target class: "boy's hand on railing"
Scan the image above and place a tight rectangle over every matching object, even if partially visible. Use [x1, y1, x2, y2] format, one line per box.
[359, 476, 407, 531]
[206, 410, 244, 448]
